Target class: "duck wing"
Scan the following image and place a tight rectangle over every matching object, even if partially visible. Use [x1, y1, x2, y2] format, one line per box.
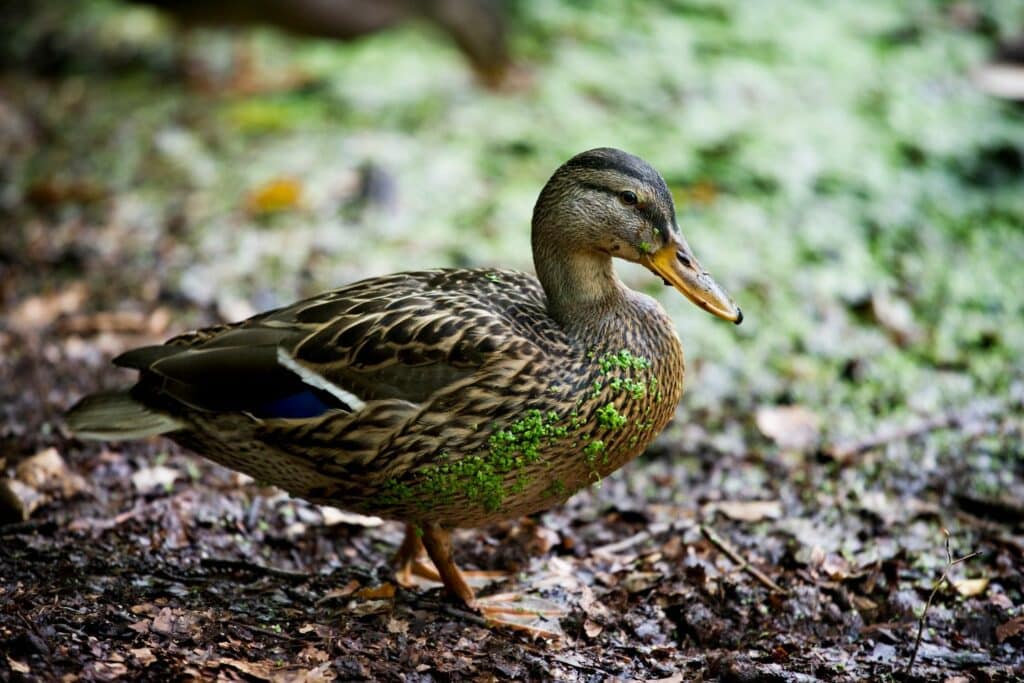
[117, 269, 551, 419]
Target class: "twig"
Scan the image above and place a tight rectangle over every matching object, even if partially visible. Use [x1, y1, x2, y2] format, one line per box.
[442, 605, 489, 627]
[221, 618, 302, 642]
[200, 557, 312, 582]
[825, 399, 1006, 461]
[591, 520, 694, 556]
[699, 524, 788, 595]
[903, 529, 982, 676]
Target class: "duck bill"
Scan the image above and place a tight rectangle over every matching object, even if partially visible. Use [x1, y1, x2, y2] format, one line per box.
[643, 237, 743, 324]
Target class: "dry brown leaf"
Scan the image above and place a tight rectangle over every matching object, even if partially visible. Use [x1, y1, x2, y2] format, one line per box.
[820, 553, 852, 580]
[59, 309, 171, 336]
[755, 405, 821, 451]
[850, 595, 878, 617]
[8, 283, 88, 333]
[130, 648, 156, 666]
[318, 580, 361, 603]
[996, 616, 1024, 643]
[130, 603, 159, 616]
[6, 656, 30, 674]
[355, 583, 396, 600]
[385, 617, 408, 635]
[710, 500, 782, 523]
[277, 662, 336, 683]
[14, 448, 90, 499]
[219, 657, 273, 681]
[247, 178, 303, 215]
[127, 619, 151, 634]
[91, 662, 128, 678]
[583, 619, 603, 638]
[345, 600, 392, 617]
[297, 644, 331, 665]
[0, 478, 45, 522]
[150, 607, 195, 636]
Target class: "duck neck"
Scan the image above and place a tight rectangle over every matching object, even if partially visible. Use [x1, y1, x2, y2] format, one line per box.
[532, 236, 627, 336]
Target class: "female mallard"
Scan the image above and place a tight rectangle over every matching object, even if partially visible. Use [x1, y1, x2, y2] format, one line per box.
[68, 148, 741, 633]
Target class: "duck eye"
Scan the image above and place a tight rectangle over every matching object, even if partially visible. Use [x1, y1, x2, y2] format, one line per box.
[619, 190, 638, 206]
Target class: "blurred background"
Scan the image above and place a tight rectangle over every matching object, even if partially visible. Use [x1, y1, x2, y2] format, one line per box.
[2, 0, 1023, 678]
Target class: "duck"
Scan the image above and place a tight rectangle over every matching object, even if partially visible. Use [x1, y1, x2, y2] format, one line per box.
[67, 148, 742, 635]
[128, 0, 513, 89]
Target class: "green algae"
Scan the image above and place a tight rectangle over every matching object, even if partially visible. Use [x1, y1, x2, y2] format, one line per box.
[596, 403, 628, 430]
[378, 347, 660, 512]
[597, 350, 652, 374]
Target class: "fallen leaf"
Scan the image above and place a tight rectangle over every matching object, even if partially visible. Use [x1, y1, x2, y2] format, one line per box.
[130, 603, 159, 616]
[15, 448, 65, 487]
[820, 553, 852, 580]
[755, 405, 820, 451]
[298, 644, 331, 666]
[8, 284, 88, 333]
[317, 580, 361, 604]
[0, 478, 45, 522]
[583, 619, 603, 638]
[870, 292, 923, 347]
[26, 178, 106, 206]
[6, 656, 30, 674]
[150, 608, 176, 635]
[621, 571, 661, 593]
[91, 662, 128, 678]
[131, 466, 180, 494]
[996, 616, 1024, 643]
[345, 600, 392, 617]
[15, 448, 89, 499]
[247, 178, 302, 215]
[385, 617, 408, 634]
[219, 657, 272, 681]
[355, 583, 396, 600]
[59, 308, 171, 336]
[953, 578, 989, 598]
[149, 607, 195, 636]
[850, 595, 878, 617]
[130, 648, 156, 666]
[709, 500, 782, 523]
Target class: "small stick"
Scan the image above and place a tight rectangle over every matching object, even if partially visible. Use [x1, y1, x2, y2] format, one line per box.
[826, 399, 1006, 461]
[591, 520, 693, 556]
[699, 524, 787, 595]
[904, 529, 981, 676]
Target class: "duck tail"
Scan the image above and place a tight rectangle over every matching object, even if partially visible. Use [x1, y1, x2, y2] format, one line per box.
[66, 391, 183, 441]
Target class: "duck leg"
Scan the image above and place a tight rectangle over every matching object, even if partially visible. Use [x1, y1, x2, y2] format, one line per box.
[419, 522, 565, 638]
[419, 523, 477, 604]
[392, 524, 442, 587]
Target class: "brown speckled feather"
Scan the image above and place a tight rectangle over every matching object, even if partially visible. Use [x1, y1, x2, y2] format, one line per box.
[68, 148, 742, 533]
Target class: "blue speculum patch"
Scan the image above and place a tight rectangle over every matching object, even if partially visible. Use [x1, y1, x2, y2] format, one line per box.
[253, 391, 333, 418]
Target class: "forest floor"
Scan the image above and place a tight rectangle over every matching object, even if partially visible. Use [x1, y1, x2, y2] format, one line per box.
[2, 0, 1023, 680]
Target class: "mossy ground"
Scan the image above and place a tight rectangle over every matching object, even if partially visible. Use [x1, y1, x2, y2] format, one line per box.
[1, 0, 1023, 679]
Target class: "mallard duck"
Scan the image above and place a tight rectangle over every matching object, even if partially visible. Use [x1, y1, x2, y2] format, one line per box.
[129, 0, 512, 89]
[67, 148, 741, 634]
